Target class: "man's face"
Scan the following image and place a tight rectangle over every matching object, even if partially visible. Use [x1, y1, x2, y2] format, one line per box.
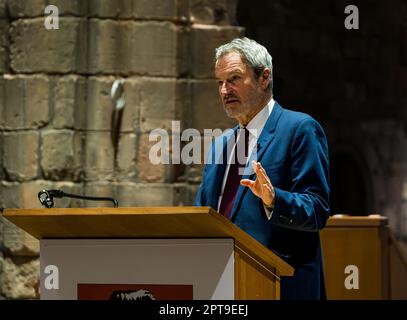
[215, 51, 267, 124]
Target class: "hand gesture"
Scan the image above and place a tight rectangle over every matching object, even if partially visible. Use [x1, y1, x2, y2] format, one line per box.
[240, 161, 275, 208]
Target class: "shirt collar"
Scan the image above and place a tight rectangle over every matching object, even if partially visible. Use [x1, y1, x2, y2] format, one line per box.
[244, 98, 275, 138]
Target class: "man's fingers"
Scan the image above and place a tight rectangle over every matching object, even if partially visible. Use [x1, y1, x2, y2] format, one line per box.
[253, 161, 268, 184]
[240, 179, 254, 188]
[259, 164, 271, 184]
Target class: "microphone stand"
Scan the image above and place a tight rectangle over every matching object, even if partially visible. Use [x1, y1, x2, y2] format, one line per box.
[38, 189, 118, 208]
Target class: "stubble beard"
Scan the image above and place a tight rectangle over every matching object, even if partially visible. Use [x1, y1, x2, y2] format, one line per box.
[224, 101, 244, 119]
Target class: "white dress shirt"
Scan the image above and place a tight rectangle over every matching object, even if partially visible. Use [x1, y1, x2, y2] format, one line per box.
[217, 98, 275, 219]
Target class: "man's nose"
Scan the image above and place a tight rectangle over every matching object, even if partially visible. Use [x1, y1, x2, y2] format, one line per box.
[220, 81, 232, 96]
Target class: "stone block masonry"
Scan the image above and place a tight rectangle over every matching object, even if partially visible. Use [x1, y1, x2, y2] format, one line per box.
[0, 0, 243, 299]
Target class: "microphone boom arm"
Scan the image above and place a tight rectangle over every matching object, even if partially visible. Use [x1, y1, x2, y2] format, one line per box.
[38, 189, 119, 208]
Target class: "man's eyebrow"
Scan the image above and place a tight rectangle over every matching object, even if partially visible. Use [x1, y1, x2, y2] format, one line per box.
[229, 69, 243, 74]
[215, 69, 243, 80]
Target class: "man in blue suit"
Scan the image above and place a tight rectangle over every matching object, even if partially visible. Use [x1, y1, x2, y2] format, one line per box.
[195, 37, 330, 300]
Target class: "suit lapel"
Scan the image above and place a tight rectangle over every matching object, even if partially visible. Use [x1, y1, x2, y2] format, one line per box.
[229, 102, 284, 220]
[253, 102, 283, 164]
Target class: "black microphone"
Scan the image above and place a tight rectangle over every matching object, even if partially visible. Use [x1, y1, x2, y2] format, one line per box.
[38, 189, 119, 208]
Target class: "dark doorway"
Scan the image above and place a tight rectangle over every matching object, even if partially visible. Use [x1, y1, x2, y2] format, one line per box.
[330, 151, 370, 215]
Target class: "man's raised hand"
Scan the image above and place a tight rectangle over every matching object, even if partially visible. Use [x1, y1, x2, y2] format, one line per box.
[240, 160, 275, 208]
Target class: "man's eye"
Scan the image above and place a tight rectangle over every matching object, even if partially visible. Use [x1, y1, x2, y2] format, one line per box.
[231, 76, 240, 81]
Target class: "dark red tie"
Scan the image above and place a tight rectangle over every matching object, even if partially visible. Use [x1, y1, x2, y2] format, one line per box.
[219, 128, 249, 219]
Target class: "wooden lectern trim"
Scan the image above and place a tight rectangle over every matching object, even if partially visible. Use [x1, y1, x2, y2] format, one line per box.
[326, 215, 388, 227]
[3, 206, 213, 216]
[235, 244, 280, 280]
[2, 206, 294, 277]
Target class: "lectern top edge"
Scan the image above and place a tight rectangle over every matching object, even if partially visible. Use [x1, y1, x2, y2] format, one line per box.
[3, 206, 213, 216]
[2, 206, 295, 277]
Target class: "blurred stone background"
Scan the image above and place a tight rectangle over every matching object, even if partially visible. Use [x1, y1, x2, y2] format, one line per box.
[0, 0, 242, 299]
[0, 0, 406, 299]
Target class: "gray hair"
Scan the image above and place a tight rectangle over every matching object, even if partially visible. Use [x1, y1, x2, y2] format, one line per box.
[215, 37, 273, 91]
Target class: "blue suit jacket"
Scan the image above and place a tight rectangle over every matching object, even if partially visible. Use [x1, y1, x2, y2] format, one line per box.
[195, 102, 330, 300]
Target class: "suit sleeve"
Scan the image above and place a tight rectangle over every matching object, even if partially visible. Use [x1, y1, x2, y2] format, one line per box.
[270, 118, 330, 231]
[195, 165, 207, 206]
[195, 140, 214, 207]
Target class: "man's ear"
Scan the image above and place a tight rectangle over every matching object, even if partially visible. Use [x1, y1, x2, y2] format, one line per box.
[261, 68, 271, 89]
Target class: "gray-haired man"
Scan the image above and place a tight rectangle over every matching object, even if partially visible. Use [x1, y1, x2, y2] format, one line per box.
[196, 37, 331, 300]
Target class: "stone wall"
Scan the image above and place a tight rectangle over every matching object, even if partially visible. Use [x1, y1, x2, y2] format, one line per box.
[2, 0, 405, 299]
[237, 0, 407, 252]
[0, 0, 243, 299]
